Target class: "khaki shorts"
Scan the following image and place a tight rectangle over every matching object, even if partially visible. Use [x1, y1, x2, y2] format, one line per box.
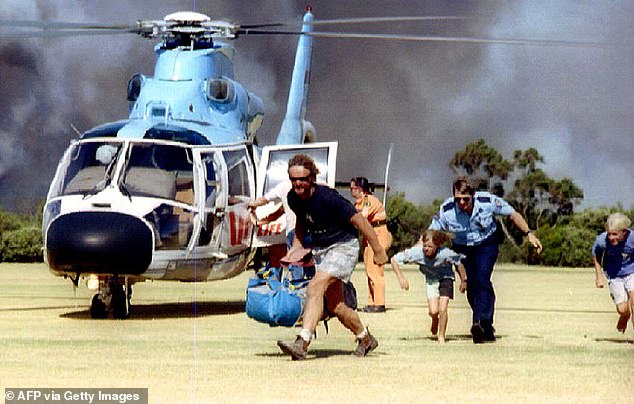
[608, 273, 634, 305]
[426, 278, 454, 299]
[312, 238, 359, 283]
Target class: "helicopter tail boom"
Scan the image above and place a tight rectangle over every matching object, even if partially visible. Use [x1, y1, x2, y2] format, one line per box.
[275, 10, 314, 145]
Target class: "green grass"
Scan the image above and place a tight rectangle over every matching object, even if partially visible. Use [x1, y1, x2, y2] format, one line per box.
[0, 263, 631, 403]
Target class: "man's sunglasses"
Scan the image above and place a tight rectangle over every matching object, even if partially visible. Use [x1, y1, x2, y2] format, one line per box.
[454, 196, 473, 203]
[289, 175, 311, 183]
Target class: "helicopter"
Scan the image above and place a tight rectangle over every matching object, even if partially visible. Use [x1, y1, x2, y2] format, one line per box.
[1, 7, 621, 319]
[27, 10, 324, 319]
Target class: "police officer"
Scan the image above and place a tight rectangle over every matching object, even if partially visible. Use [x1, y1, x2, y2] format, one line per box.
[430, 177, 542, 343]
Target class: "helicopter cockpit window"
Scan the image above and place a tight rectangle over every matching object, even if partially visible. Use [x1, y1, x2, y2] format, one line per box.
[123, 143, 193, 203]
[56, 141, 121, 197]
[222, 149, 250, 205]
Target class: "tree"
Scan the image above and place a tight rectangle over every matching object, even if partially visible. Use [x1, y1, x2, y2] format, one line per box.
[507, 149, 583, 230]
[450, 140, 586, 262]
[450, 138, 513, 191]
[385, 192, 436, 256]
[450, 140, 584, 231]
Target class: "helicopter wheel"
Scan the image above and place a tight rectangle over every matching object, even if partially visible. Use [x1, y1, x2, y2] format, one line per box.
[111, 282, 131, 320]
[89, 294, 108, 319]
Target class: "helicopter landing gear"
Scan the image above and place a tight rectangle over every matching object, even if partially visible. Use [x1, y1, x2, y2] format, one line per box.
[111, 280, 131, 319]
[89, 276, 132, 319]
[89, 294, 108, 319]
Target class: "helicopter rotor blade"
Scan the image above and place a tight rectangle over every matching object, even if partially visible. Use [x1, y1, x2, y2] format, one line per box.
[0, 20, 133, 30]
[307, 16, 464, 25]
[235, 16, 465, 36]
[238, 23, 287, 29]
[0, 19, 141, 39]
[235, 29, 300, 37]
[237, 15, 463, 29]
[233, 28, 626, 48]
[0, 31, 134, 39]
[305, 31, 627, 48]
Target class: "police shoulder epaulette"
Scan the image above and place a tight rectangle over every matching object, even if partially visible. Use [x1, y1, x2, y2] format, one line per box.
[442, 201, 455, 212]
[477, 196, 491, 203]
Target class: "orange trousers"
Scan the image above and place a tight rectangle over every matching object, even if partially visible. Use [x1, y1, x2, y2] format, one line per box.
[363, 226, 392, 306]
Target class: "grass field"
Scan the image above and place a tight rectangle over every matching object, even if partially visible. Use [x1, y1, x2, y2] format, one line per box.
[1, 262, 632, 403]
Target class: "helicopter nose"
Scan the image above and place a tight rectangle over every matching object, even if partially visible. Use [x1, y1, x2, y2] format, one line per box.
[46, 211, 153, 275]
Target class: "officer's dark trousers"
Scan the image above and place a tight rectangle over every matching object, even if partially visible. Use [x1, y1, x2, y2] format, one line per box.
[453, 237, 499, 328]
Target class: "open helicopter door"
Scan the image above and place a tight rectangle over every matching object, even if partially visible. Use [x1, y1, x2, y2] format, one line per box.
[193, 144, 256, 275]
[253, 142, 338, 247]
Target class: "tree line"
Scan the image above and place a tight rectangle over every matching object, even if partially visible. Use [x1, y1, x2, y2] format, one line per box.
[1, 139, 632, 266]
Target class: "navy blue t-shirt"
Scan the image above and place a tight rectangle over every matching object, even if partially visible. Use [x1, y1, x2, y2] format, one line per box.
[288, 184, 358, 247]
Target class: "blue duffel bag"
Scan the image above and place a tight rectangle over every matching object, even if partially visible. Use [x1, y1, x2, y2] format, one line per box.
[245, 277, 305, 327]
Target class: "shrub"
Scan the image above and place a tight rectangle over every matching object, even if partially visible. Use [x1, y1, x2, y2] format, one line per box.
[533, 225, 595, 267]
[0, 210, 24, 233]
[1, 227, 44, 263]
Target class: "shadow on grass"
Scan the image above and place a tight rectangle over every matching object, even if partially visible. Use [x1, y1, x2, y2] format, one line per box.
[0, 305, 88, 313]
[398, 334, 482, 342]
[398, 334, 517, 342]
[594, 337, 633, 344]
[59, 300, 246, 320]
[257, 348, 385, 360]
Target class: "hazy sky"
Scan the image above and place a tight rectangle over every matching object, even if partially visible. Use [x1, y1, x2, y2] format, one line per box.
[1, 0, 632, 212]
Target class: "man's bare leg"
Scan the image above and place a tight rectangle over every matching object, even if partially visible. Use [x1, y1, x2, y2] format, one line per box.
[302, 271, 333, 334]
[325, 280, 364, 335]
[325, 280, 378, 356]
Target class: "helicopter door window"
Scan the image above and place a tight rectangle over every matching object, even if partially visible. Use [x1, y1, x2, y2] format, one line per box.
[202, 154, 219, 208]
[222, 149, 251, 205]
[198, 152, 221, 246]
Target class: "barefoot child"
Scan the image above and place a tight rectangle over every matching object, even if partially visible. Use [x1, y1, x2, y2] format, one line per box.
[592, 212, 634, 335]
[390, 230, 467, 343]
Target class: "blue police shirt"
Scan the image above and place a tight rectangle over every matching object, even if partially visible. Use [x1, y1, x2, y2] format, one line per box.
[393, 245, 464, 283]
[430, 191, 515, 246]
[592, 229, 634, 279]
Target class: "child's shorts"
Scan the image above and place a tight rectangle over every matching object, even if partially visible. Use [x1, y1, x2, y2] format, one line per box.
[426, 278, 454, 299]
[608, 273, 634, 305]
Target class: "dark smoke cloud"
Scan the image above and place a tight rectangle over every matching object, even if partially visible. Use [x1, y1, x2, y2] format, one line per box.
[0, 0, 632, 212]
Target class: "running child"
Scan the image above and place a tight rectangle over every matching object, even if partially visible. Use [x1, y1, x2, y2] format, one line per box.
[390, 229, 467, 343]
[592, 212, 634, 335]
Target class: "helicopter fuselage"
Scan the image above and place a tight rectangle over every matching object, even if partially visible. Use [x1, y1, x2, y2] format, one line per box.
[42, 40, 265, 286]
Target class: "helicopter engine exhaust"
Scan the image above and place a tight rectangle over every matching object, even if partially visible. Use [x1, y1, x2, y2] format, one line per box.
[46, 211, 153, 275]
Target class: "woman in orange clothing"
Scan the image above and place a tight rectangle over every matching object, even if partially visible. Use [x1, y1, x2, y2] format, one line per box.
[351, 177, 393, 313]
